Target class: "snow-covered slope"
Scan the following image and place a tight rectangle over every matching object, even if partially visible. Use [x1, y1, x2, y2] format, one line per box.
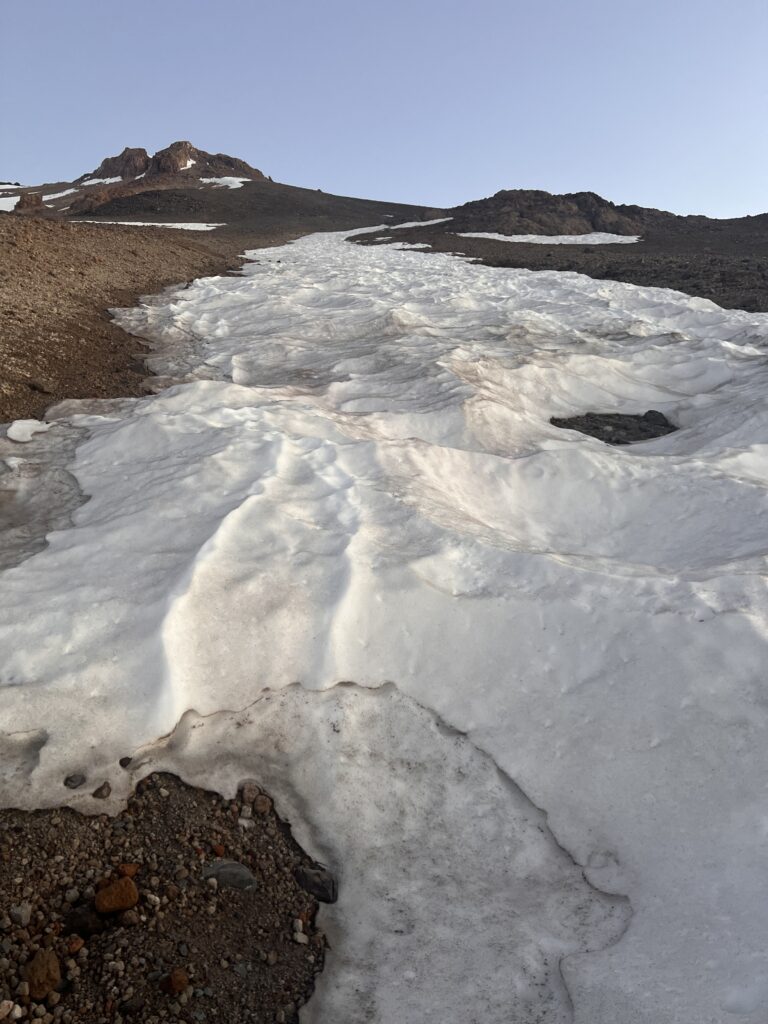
[2, 231, 768, 1022]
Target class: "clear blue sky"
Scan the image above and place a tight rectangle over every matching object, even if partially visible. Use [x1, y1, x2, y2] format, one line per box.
[3, 0, 767, 217]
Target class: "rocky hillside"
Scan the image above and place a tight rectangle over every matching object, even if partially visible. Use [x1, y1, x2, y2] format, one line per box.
[0, 141, 268, 217]
[448, 188, 684, 236]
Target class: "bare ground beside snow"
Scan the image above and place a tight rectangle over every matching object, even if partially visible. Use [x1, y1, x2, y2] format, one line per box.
[0, 216, 308, 423]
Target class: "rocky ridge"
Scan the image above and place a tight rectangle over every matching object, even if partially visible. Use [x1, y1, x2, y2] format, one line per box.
[84, 142, 265, 185]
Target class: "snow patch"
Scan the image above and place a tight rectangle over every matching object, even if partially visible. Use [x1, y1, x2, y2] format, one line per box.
[456, 231, 640, 244]
[389, 216, 453, 229]
[5, 420, 51, 443]
[76, 221, 225, 231]
[80, 176, 121, 186]
[43, 189, 78, 201]
[199, 176, 250, 189]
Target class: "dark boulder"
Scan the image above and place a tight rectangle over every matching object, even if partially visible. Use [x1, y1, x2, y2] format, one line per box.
[550, 409, 677, 444]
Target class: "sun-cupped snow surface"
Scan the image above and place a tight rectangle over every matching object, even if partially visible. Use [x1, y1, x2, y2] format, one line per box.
[3, 231, 768, 1022]
[456, 230, 640, 244]
[199, 176, 250, 189]
[76, 221, 225, 231]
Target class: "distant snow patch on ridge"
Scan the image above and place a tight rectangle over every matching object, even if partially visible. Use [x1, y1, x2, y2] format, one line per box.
[181, 159, 196, 171]
[77, 221, 225, 231]
[199, 177, 250, 189]
[0, 196, 20, 211]
[80, 176, 121, 186]
[389, 216, 453, 229]
[456, 230, 640, 244]
[43, 189, 78, 201]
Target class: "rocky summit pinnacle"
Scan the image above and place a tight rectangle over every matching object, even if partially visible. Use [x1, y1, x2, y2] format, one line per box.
[83, 141, 266, 182]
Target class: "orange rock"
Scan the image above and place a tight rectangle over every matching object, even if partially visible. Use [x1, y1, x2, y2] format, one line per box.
[212, 843, 225, 857]
[94, 876, 139, 914]
[118, 863, 139, 878]
[67, 936, 85, 954]
[160, 967, 189, 995]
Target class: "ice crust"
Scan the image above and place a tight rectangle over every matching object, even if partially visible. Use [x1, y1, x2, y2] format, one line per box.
[456, 231, 640, 244]
[2, 230, 768, 1021]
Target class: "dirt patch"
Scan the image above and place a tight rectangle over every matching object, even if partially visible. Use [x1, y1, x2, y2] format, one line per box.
[1, 182, 438, 425]
[0, 772, 333, 1023]
[0, 216, 242, 423]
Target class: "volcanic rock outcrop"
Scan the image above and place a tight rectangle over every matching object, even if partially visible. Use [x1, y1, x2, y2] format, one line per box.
[14, 192, 43, 212]
[80, 141, 265, 184]
[89, 146, 151, 180]
[449, 188, 684, 236]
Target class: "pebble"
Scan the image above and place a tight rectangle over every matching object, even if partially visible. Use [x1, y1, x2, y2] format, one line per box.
[294, 864, 338, 904]
[240, 782, 260, 805]
[94, 876, 139, 913]
[253, 794, 272, 815]
[201, 860, 256, 891]
[26, 949, 61, 1000]
[63, 774, 85, 789]
[9, 904, 31, 927]
[159, 968, 189, 995]
[92, 781, 111, 800]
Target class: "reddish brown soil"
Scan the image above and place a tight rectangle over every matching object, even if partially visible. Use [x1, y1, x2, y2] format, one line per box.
[0, 216, 244, 423]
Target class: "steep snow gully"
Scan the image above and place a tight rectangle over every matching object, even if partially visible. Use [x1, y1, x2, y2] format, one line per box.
[3, 229, 768, 1021]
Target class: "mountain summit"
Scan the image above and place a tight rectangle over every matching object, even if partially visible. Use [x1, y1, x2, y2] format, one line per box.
[81, 141, 266, 183]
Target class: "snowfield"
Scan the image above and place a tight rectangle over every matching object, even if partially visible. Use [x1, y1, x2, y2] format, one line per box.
[3, 230, 768, 1022]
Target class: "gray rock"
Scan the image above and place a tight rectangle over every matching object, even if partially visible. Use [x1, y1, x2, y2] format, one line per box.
[294, 864, 338, 903]
[9, 904, 31, 928]
[63, 774, 85, 790]
[201, 860, 256, 891]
